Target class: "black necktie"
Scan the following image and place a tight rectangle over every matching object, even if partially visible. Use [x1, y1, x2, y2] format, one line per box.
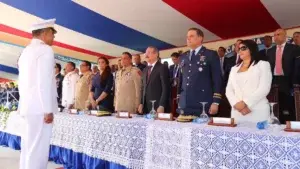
[147, 65, 153, 82]
[191, 50, 196, 61]
[173, 65, 177, 78]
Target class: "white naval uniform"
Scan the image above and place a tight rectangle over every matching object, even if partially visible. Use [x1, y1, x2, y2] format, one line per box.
[18, 39, 58, 169]
[61, 71, 79, 108]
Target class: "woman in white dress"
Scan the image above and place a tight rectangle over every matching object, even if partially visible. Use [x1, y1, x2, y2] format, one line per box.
[226, 40, 272, 123]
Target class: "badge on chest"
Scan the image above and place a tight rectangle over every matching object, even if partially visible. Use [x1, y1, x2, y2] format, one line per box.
[197, 55, 207, 72]
[123, 72, 131, 82]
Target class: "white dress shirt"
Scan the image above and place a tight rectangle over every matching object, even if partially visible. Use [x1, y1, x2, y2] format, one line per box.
[189, 45, 202, 60]
[148, 60, 158, 72]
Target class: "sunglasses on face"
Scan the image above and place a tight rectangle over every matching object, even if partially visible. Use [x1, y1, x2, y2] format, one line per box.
[239, 46, 248, 52]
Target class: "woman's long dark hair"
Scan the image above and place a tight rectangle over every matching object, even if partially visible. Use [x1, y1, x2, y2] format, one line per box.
[236, 39, 262, 68]
[98, 56, 111, 86]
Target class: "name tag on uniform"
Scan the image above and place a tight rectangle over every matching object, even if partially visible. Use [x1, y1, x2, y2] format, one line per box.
[157, 113, 174, 121]
[117, 111, 132, 118]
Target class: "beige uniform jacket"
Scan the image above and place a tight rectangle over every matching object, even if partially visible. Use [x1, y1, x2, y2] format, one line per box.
[75, 71, 93, 110]
[114, 66, 142, 113]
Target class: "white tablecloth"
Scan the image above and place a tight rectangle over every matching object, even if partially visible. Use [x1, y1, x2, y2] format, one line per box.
[1, 112, 300, 169]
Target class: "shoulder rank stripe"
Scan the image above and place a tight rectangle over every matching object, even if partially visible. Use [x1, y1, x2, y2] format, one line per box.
[213, 96, 222, 99]
[213, 93, 222, 97]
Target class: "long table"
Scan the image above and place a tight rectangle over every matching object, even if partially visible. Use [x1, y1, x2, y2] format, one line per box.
[1, 112, 300, 169]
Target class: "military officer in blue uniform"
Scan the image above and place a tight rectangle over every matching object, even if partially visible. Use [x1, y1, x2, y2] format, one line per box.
[177, 28, 223, 121]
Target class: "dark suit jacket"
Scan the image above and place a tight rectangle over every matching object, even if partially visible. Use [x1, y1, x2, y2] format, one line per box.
[259, 49, 270, 61]
[169, 64, 181, 80]
[135, 63, 146, 71]
[267, 43, 299, 93]
[141, 61, 170, 113]
[223, 55, 237, 86]
[294, 47, 300, 84]
[56, 73, 64, 102]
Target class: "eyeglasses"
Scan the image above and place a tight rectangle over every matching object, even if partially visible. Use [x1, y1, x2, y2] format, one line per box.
[239, 46, 248, 52]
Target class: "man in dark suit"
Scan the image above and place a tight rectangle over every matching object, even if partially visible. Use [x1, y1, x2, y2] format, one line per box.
[267, 29, 299, 124]
[259, 35, 273, 61]
[292, 32, 300, 46]
[177, 28, 222, 120]
[55, 63, 64, 106]
[169, 52, 181, 85]
[218, 47, 226, 77]
[138, 46, 170, 114]
[133, 54, 146, 71]
[217, 46, 231, 117]
[169, 52, 181, 116]
[223, 39, 242, 86]
[296, 53, 300, 85]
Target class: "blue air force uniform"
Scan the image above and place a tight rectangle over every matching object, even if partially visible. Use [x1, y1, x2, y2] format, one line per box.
[177, 46, 223, 116]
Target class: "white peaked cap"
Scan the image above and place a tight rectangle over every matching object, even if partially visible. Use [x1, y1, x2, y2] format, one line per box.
[30, 18, 57, 32]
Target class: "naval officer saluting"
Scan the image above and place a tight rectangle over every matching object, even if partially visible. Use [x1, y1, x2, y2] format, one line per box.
[18, 19, 58, 169]
[177, 28, 223, 120]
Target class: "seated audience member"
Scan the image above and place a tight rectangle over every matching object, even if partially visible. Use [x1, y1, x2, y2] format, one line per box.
[226, 40, 272, 123]
[89, 56, 114, 112]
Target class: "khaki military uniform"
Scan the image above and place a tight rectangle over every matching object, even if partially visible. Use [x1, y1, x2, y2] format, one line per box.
[115, 66, 142, 113]
[75, 71, 93, 110]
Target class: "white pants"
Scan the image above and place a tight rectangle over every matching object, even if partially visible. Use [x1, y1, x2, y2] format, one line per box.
[19, 115, 53, 169]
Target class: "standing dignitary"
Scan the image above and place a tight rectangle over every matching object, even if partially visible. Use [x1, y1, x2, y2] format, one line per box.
[62, 61, 80, 109]
[18, 19, 58, 169]
[115, 52, 142, 113]
[169, 52, 181, 86]
[138, 46, 170, 114]
[177, 28, 222, 120]
[223, 39, 242, 85]
[169, 52, 181, 115]
[74, 61, 93, 110]
[55, 63, 64, 106]
[133, 54, 146, 71]
[259, 35, 273, 61]
[267, 29, 299, 123]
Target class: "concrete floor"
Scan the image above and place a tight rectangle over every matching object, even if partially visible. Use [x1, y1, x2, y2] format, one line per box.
[0, 146, 63, 169]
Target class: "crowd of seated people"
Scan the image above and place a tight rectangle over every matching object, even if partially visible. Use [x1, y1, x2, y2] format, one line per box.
[0, 82, 19, 105]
